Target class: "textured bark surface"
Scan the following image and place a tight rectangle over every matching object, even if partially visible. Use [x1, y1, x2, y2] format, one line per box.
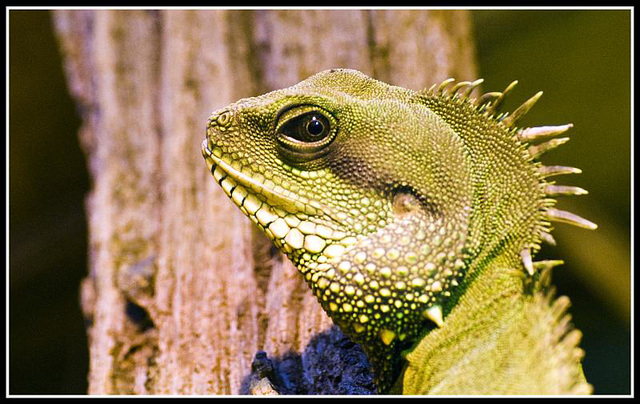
[53, 9, 477, 394]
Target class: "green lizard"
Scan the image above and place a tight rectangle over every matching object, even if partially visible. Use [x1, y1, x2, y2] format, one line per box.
[202, 69, 596, 394]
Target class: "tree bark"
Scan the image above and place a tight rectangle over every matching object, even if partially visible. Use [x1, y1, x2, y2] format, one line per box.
[53, 9, 477, 394]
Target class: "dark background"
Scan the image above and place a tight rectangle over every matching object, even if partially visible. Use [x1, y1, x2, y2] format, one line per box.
[8, 10, 631, 394]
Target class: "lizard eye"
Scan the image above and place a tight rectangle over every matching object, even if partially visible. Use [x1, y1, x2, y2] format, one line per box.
[275, 106, 337, 162]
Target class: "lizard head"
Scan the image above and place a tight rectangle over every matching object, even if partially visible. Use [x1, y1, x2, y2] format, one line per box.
[202, 69, 596, 390]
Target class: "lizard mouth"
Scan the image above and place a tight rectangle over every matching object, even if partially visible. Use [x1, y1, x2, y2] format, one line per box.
[201, 139, 331, 219]
[202, 139, 355, 256]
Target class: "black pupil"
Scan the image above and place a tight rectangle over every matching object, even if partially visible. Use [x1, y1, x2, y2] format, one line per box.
[306, 116, 324, 136]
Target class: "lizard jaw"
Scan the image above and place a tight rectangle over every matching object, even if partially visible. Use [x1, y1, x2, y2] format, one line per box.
[202, 139, 358, 260]
[202, 139, 329, 218]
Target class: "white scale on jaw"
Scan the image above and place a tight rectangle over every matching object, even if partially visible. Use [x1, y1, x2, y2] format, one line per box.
[202, 140, 358, 259]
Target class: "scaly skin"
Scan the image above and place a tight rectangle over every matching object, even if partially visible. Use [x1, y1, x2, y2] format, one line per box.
[202, 69, 596, 392]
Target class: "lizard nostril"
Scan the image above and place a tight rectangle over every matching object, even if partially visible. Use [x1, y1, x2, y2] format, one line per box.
[217, 110, 231, 126]
[208, 109, 233, 129]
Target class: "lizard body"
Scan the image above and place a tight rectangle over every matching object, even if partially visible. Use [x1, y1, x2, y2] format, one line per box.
[202, 69, 596, 393]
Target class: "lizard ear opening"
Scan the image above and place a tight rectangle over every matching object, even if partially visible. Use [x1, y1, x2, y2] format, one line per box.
[390, 185, 440, 219]
[392, 189, 421, 215]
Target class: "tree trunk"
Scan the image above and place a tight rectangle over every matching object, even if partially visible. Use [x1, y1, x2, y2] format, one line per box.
[53, 9, 477, 394]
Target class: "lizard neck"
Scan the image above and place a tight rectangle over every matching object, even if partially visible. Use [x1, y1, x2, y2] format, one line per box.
[400, 253, 589, 394]
[398, 255, 524, 392]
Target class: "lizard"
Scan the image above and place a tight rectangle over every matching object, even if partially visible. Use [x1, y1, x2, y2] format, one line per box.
[201, 69, 597, 394]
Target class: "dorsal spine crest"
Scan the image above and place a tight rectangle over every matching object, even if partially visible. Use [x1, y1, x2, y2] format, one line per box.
[419, 78, 596, 277]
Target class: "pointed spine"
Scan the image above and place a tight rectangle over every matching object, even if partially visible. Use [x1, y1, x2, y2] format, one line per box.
[540, 232, 557, 246]
[448, 78, 484, 99]
[502, 91, 543, 127]
[544, 184, 589, 196]
[485, 80, 518, 116]
[520, 248, 534, 276]
[518, 124, 573, 142]
[538, 165, 582, 178]
[449, 80, 472, 95]
[460, 78, 484, 98]
[532, 260, 564, 271]
[546, 208, 598, 230]
[436, 78, 455, 94]
[478, 91, 501, 109]
[423, 305, 444, 328]
[528, 137, 570, 158]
